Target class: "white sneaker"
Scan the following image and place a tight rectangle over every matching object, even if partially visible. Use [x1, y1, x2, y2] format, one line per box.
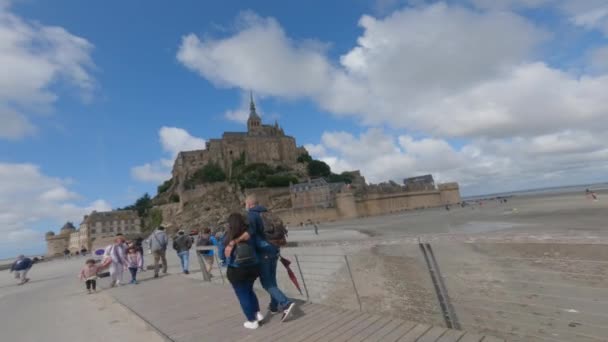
[243, 321, 259, 330]
[281, 303, 295, 323]
[256, 312, 265, 322]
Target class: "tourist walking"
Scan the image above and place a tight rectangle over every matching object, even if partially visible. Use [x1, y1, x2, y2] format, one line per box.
[10, 255, 33, 285]
[246, 194, 295, 322]
[173, 229, 193, 274]
[219, 213, 263, 330]
[148, 225, 168, 278]
[125, 246, 143, 284]
[104, 234, 127, 287]
[79, 258, 101, 293]
[134, 237, 145, 271]
[63, 248, 70, 260]
[197, 228, 218, 274]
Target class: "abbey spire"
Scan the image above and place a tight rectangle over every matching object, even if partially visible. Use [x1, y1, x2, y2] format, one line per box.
[247, 91, 261, 132]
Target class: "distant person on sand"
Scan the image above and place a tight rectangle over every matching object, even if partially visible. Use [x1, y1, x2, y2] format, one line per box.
[125, 246, 143, 284]
[197, 228, 218, 274]
[148, 225, 168, 278]
[10, 255, 32, 285]
[79, 258, 101, 294]
[586, 188, 598, 201]
[173, 229, 193, 275]
[104, 234, 128, 287]
[246, 194, 295, 322]
[219, 212, 262, 330]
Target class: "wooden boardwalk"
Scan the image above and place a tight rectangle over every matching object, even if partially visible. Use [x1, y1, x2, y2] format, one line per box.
[108, 274, 504, 342]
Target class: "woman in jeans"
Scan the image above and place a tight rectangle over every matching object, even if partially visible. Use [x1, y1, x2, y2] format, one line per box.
[220, 213, 263, 329]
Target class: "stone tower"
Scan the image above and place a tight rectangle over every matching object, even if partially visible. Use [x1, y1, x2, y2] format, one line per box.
[247, 92, 262, 134]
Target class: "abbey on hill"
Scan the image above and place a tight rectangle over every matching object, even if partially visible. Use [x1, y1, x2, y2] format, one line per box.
[171, 94, 307, 193]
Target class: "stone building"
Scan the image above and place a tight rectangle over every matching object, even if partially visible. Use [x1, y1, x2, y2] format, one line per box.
[46, 210, 141, 255]
[79, 210, 141, 240]
[172, 94, 307, 190]
[291, 178, 331, 208]
[45, 222, 76, 256]
[290, 178, 347, 209]
[404, 174, 436, 192]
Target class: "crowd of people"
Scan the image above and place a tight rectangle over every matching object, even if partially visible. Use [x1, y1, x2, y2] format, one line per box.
[71, 193, 296, 329]
[7, 193, 294, 330]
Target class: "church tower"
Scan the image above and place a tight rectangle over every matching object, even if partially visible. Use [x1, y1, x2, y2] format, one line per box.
[247, 92, 261, 133]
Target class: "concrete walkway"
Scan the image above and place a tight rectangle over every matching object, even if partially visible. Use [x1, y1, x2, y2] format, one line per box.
[108, 273, 504, 342]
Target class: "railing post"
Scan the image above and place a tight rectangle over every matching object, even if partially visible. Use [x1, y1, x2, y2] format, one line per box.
[214, 247, 225, 285]
[344, 255, 362, 311]
[196, 247, 212, 282]
[294, 254, 310, 301]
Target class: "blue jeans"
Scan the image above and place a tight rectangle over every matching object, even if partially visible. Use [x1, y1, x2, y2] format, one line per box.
[231, 279, 260, 322]
[177, 251, 189, 272]
[260, 253, 292, 311]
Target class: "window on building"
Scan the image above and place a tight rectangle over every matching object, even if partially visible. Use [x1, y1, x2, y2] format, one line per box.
[91, 229, 96, 234]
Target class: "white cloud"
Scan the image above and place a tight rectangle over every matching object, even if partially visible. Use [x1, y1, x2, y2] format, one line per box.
[159, 126, 206, 155]
[177, 11, 333, 99]
[131, 127, 206, 183]
[0, 163, 111, 256]
[589, 45, 608, 72]
[309, 129, 608, 195]
[130, 163, 170, 183]
[562, 0, 608, 35]
[177, 5, 608, 193]
[0, 3, 95, 140]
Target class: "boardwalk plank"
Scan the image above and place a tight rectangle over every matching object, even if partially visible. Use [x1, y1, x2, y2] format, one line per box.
[414, 326, 448, 342]
[381, 321, 423, 342]
[455, 332, 485, 342]
[244, 304, 329, 342]
[300, 311, 366, 342]
[291, 309, 362, 342]
[106, 275, 502, 342]
[331, 315, 383, 342]
[348, 317, 394, 342]
[436, 329, 465, 342]
[315, 313, 375, 342]
[268, 306, 344, 341]
[394, 324, 432, 342]
[362, 319, 412, 342]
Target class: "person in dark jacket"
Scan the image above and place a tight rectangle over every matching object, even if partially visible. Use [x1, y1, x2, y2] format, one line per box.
[246, 194, 295, 322]
[10, 255, 33, 285]
[173, 229, 193, 274]
[219, 213, 263, 330]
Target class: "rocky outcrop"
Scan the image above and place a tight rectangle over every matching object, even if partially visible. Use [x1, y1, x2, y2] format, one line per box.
[156, 182, 244, 233]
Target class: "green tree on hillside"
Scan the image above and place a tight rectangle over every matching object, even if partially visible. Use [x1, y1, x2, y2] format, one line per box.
[184, 163, 226, 189]
[157, 179, 172, 194]
[308, 160, 331, 178]
[297, 152, 313, 163]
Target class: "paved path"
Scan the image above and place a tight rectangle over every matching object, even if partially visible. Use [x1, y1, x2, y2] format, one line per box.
[0, 257, 164, 342]
[108, 273, 504, 342]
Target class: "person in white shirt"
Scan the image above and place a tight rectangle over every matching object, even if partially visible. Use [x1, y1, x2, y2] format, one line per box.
[104, 233, 127, 287]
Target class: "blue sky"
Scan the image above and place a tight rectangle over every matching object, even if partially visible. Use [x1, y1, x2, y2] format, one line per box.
[1, 0, 608, 258]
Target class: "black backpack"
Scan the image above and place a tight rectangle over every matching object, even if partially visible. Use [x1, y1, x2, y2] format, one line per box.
[234, 242, 256, 266]
[260, 211, 288, 247]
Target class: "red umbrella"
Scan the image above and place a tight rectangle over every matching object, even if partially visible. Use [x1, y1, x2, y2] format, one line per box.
[280, 256, 302, 295]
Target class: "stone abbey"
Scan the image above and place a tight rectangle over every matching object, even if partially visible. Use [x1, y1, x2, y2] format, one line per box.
[172, 94, 307, 192]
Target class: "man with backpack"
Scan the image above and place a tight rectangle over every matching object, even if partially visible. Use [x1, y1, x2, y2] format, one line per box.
[10, 255, 33, 285]
[173, 229, 193, 274]
[148, 225, 168, 278]
[246, 194, 295, 322]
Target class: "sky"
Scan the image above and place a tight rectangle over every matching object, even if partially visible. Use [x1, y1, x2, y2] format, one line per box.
[1, 0, 608, 258]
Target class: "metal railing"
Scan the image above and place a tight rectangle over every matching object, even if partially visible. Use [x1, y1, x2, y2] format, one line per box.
[196, 242, 608, 341]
